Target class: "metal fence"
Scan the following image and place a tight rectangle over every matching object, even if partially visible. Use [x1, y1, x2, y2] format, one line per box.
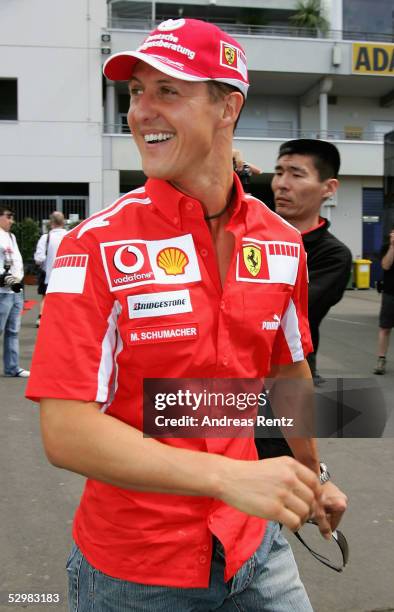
[107, 17, 394, 43]
[103, 124, 393, 142]
[0, 195, 88, 223]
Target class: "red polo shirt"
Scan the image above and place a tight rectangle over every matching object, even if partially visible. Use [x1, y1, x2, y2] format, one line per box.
[26, 174, 312, 587]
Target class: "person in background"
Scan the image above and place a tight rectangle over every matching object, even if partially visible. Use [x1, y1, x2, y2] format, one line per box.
[34, 211, 67, 328]
[234, 140, 352, 384]
[0, 206, 29, 377]
[272, 139, 353, 383]
[374, 228, 394, 375]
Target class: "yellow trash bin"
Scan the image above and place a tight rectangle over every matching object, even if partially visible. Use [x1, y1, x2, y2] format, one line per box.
[353, 259, 372, 289]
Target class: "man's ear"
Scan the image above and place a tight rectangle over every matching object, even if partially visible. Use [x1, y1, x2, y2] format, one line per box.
[221, 92, 244, 129]
[322, 178, 339, 200]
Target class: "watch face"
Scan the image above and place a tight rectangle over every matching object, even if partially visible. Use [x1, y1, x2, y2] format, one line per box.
[319, 462, 330, 483]
[320, 472, 330, 484]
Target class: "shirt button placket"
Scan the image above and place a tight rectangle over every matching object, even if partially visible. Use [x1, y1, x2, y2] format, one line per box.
[218, 299, 231, 370]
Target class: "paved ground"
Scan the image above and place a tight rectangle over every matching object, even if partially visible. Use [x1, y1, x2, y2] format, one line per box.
[0, 287, 393, 611]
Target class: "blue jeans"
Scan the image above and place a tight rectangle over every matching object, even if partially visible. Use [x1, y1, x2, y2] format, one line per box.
[66, 522, 312, 611]
[0, 291, 23, 375]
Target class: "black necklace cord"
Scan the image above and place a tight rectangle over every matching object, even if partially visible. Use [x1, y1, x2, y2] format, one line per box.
[204, 186, 235, 221]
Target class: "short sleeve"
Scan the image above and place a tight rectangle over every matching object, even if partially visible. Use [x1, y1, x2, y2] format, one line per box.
[26, 231, 117, 403]
[34, 234, 47, 265]
[270, 242, 313, 366]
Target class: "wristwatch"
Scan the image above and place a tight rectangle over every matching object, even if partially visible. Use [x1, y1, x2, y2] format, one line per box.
[319, 462, 331, 484]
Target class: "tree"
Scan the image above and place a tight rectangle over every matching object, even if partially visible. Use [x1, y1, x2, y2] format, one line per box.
[290, 0, 329, 35]
[12, 218, 40, 270]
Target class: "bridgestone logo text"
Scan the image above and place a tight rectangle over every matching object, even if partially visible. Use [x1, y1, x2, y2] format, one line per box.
[134, 298, 186, 311]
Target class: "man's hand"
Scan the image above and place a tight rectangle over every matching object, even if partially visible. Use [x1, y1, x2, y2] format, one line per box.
[232, 148, 262, 175]
[318, 481, 348, 532]
[389, 230, 394, 248]
[217, 455, 330, 535]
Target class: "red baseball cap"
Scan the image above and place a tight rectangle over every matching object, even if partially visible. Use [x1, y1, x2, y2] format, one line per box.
[103, 18, 249, 98]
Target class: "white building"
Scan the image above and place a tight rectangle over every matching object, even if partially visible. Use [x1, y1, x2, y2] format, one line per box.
[0, 0, 107, 221]
[1, 0, 393, 281]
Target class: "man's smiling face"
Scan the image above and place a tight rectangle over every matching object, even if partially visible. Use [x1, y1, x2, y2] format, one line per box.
[127, 63, 226, 185]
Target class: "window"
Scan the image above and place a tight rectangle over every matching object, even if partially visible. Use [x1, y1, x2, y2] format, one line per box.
[343, 0, 393, 39]
[0, 79, 18, 120]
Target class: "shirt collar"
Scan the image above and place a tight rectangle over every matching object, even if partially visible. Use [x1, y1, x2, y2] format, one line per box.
[301, 216, 328, 237]
[145, 173, 249, 229]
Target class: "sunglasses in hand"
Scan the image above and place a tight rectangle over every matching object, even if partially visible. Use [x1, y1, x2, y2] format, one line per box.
[294, 519, 349, 572]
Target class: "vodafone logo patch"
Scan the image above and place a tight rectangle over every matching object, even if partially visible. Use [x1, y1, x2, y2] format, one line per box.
[100, 234, 201, 291]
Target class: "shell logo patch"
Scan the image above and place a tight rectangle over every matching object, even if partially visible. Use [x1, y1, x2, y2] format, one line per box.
[243, 244, 262, 277]
[157, 247, 189, 275]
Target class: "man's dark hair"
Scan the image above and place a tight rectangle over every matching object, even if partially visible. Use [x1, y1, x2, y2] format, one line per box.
[0, 206, 14, 216]
[278, 139, 340, 181]
[207, 81, 245, 132]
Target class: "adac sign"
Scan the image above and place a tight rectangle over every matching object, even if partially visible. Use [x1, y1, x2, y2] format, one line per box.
[352, 42, 394, 76]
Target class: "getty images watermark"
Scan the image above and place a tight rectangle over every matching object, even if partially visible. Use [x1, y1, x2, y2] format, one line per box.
[143, 378, 390, 439]
[152, 387, 294, 427]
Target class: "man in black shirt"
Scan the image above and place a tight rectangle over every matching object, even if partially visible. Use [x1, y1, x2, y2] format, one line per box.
[248, 140, 353, 459]
[374, 229, 394, 375]
[272, 139, 352, 382]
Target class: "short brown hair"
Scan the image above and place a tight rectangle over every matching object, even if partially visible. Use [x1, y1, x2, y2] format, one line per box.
[0, 206, 14, 217]
[207, 81, 245, 131]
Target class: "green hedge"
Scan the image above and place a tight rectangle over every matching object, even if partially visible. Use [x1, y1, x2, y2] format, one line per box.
[12, 218, 40, 272]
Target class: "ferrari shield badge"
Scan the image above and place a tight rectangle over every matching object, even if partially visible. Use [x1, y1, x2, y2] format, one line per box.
[243, 244, 262, 277]
[224, 46, 236, 65]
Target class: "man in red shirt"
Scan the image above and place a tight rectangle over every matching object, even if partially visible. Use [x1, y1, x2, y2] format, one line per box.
[27, 19, 346, 611]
